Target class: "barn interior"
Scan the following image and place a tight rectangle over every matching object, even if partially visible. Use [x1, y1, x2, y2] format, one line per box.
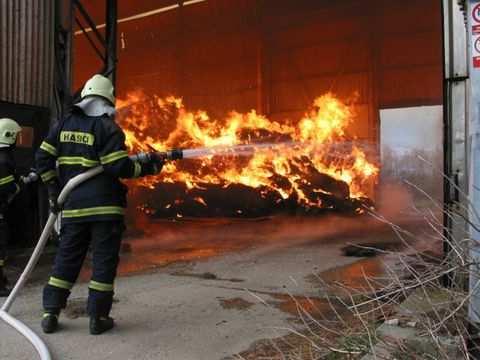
[66, 0, 446, 273]
[0, 0, 445, 271]
[2, 2, 471, 359]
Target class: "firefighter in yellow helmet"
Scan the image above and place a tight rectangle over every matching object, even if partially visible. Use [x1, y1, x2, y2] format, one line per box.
[0, 118, 22, 297]
[36, 74, 163, 335]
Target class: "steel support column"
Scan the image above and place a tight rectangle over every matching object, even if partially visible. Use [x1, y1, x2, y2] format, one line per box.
[104, 0, 117, 83]
[468, 2, 480, 354]
[443, 0, 469, 287]
[55, 0, 118, 116]
[54, 0, 74, 119]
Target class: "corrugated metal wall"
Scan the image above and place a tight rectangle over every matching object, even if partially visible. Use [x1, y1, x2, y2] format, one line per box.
[74, 0, 443, 142]
[0, 0, 55, 108]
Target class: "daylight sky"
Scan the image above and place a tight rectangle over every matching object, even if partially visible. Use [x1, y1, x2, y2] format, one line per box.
[380, 105, 443, 156]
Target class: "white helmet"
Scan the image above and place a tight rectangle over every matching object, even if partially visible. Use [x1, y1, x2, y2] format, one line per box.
[0, 118, 21, 147]
[80, 74, 115, 104]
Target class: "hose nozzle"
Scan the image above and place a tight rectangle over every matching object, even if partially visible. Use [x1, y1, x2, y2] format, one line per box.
[130, 149, 183, 163]
[163, 149, 183, 161]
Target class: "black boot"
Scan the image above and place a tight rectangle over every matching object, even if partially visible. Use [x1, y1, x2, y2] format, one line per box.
[41, 312, 59, 334]
[89, 316, 114, 335]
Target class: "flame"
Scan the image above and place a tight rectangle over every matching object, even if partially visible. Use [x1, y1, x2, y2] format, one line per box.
[117, 91, 379, 210]
[194, 197, 207, 207]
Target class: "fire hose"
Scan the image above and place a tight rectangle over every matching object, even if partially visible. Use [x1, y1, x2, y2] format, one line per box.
[0, 150, 183, 360]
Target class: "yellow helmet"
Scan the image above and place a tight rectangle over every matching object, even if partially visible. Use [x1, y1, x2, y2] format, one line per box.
[80, 74, 115, 104]
[0, 118, 21, 147]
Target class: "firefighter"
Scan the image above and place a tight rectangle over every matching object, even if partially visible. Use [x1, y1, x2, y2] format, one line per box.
[0, 118, 22, 297]
[36, 74, 163, 335]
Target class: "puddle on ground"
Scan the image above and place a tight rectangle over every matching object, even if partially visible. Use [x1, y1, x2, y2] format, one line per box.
[218, 297, 255, 311]
[269, 294, 341, 319]
[171, 271, 244, 282]
[307, 257, 386, 291]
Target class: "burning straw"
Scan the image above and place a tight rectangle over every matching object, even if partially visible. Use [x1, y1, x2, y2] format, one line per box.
[116, 92, 379, 216]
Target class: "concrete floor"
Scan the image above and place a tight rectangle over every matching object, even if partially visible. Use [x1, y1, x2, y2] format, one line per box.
[0, 216, 398, 360]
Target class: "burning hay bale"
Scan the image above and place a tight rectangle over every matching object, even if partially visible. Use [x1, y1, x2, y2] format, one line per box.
[118, 92, 378, 218]
[131, 177, 373, 219]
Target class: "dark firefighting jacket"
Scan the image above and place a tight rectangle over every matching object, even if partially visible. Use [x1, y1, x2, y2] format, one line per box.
[0, 148, 20, 213]
[36, 107, 145, 224]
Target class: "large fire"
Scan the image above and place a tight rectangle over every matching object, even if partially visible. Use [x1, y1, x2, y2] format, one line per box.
[116, 92, 379, 216]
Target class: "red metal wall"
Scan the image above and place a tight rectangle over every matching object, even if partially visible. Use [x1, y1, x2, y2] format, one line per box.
[74, 0, 443, 141]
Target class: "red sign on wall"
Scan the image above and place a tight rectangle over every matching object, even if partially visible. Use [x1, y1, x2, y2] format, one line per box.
[474, 4, 480, 23]
[474, 57, 480, 68]
[473, 4, 480, 68]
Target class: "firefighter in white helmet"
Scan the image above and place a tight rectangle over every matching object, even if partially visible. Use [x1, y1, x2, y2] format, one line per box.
[36, 74, 163, 335]
[0, 118, 22, 297]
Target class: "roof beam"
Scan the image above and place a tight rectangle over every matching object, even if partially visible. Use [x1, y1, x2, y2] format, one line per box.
[74, 0, 207, 36]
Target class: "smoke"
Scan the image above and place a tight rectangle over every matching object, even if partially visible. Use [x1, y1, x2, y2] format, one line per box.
[116, 180, 423, 276]
[124, 182, 418, 250]
[117, 154, 427, 277]
[375, 181, 415, 219]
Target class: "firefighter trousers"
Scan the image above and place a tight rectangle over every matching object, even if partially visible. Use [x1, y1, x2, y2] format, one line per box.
[0, 215, 8, 268]
[43, 220, 125, 317]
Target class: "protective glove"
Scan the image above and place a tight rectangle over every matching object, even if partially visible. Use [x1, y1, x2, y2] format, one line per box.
[141, 153, 164, 176]
[47, 181, 61, 214]
[20, 168, 39, 185]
